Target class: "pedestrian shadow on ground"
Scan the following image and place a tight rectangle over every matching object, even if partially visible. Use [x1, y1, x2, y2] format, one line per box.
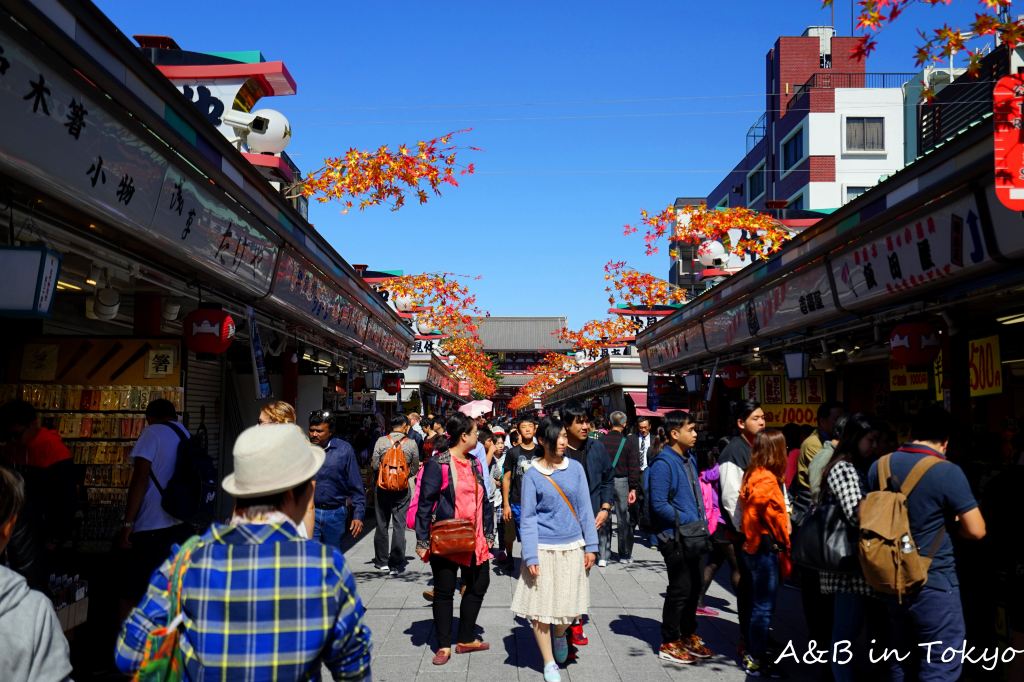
[403, 618, 436, 648]
[609, 614, 744, 674]
[608, 614, 661, 656]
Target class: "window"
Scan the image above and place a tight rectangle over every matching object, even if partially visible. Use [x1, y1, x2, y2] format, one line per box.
[716, 196, 729, 209]
[846, 117, 884, 152]
[747, 163, 765, 201]
[782, 131, 804, 171]
[788, 194, 805, 210]
[845, 186, 869, 203]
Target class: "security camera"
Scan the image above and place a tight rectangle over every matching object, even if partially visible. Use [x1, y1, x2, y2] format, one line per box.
[221, 109, 270, 134]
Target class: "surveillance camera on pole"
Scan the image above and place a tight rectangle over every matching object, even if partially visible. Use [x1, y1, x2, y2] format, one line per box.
[221, 109, 271, 149]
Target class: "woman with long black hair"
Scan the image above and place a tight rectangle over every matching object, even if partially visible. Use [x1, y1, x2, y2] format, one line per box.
[817, 413, 885, 682]
[415, 412, 493, 665]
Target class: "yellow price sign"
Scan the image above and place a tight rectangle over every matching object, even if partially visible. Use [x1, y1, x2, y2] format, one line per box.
[968, 335, 1003, 397]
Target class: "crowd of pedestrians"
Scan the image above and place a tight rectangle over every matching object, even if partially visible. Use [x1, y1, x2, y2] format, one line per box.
[0, 393, 999, 681]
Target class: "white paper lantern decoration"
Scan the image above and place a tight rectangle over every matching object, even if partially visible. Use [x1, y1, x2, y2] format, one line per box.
[394, 294, 414, 312]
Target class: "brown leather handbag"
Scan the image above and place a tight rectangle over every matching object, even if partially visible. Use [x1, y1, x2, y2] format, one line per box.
[428, 457, 479, 556]
[429, 518, 476, 556]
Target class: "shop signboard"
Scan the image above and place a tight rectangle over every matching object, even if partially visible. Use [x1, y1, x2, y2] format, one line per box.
[150, 167, 279, 296]
[0, 34, 167, 235]
[270, 250, 411, 369]
[545, 362, 613, 405]
[993, 74, 1024, 211]
[749, 263, 834, 338]
[426, 365, 459, 397]
[0, 30, 287, 299]
[702, 304, 751, 352]
[246, 307, 271, 400]
[830, 192, 994, 313]
[0, 247, 61, 317]
[741, 371, 823, 426]
[889, 364, 930, 392]
[968, 335, 1003, 397]
[643, 322, 706, 370]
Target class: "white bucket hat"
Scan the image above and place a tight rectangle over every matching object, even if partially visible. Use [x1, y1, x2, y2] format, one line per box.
[222, 423, 325, 498]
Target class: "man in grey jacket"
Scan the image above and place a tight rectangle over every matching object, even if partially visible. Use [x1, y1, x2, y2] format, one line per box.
[0, 466, 72, 682]
[371, 415, 420, 575]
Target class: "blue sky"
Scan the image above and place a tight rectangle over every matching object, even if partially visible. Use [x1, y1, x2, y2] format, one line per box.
[97, 0, 984, 328]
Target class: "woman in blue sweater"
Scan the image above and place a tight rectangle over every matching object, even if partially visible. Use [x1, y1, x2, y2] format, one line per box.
[511, 416, 598, 682]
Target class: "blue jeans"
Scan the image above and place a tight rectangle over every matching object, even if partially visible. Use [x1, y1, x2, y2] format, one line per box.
[885, 582, 966, 682]
[743, 545, 780, 660]
[832, 592, 864, 682]
[313, 506, 349, 550]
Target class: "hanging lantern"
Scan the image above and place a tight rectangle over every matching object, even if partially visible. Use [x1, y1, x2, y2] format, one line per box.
[698, 240, 727, 267]
[720, 363, 750, 389]
[394, 294, 414, 312]
[382, 374, 402, 395]
[890, 322, 941, 366]
[351, 376, 367, 392]
[183, 307, 235, 355]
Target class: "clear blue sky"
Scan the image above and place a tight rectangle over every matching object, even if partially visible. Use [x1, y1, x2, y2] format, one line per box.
[97, 0, 983, 328]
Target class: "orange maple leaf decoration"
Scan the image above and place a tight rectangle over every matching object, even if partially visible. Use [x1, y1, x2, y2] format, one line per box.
[508, 352, 580, 411]
[377, 273, 496, 397]
[823, 0, 1016, 77]
[603, 261, 687, 307]
[297, 130, 477, 212]
[625, 204, 791, 261]
[557, 317, 643, 355]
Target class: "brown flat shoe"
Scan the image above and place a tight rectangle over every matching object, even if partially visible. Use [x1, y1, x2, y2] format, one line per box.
[432, 648, 451, 665]
[455, 640, 490, 654]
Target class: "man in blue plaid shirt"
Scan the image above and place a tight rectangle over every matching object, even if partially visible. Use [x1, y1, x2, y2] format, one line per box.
[116, 423, 372, 681]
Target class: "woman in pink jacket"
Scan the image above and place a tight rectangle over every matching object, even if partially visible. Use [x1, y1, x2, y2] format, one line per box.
[695, 444, 740, 617]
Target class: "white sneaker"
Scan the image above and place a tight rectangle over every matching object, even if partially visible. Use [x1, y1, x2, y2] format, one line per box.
[597, 559, 607, 568]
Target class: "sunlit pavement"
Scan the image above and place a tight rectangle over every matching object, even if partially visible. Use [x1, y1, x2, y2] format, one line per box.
[334, 524, 818, 681]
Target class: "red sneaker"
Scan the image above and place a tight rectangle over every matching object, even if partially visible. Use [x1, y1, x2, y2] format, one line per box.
[567, 622, 589, 646]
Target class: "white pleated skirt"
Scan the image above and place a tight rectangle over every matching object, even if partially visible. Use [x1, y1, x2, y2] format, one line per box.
[511, 541, 590, 625]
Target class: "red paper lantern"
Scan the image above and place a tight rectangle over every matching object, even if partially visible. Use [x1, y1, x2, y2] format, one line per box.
[383, 375, 402, 395]
[720, 364, 750, 389]
[351, 376, 367, 392]
[183, 308, 235, 355]
[890, 322, 941, 366]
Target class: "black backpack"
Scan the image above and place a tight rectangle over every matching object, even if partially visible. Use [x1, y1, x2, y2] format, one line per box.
[149, 422, 218, 527]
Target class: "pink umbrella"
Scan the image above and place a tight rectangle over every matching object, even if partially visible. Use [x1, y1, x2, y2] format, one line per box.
[458, 400, 493, 419]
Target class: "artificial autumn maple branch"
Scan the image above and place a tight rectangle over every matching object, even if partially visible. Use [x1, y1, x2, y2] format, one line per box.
[823, 0, 1019, 82]
[624, 204, 791, 261]
[376, 272, 496, 397]
[293, 130, 478, 212]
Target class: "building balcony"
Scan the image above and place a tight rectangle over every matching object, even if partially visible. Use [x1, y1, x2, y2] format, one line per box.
[793, 72, 918, 98]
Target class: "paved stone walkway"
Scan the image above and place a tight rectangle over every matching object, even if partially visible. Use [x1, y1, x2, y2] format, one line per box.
[340, 524, 819, 681]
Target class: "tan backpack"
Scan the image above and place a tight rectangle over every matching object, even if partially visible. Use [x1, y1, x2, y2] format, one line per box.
[377, 437, 410, 493]
[857, 453, 946, 603]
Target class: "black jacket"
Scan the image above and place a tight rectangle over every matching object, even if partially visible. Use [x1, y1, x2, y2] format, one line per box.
[567, 438, 615, 514]
[415, 451, 494, 549]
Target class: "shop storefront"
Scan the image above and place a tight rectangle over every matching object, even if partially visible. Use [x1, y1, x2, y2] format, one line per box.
[542, 356, 651, 422]
[377, 350, 469, 418]
[637, 115, 1024, 671]
[0, 0, 413, 653]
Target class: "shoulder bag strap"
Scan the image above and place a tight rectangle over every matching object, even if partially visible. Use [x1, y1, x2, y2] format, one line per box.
[542, 474, 578, 520]
[898, 455, 943, 495]
[148, 422, 186, 497]
[680, 455, 706, 522]
[611, 437, 626, 469]
[166, 535, 201, 630]
[877, 453, 893, 492]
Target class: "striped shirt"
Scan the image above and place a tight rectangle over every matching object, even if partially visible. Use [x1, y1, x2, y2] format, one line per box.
[115, 519, 371, 681]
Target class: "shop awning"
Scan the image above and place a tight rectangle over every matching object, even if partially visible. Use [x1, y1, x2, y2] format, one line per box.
[626, 391, 679, 418]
